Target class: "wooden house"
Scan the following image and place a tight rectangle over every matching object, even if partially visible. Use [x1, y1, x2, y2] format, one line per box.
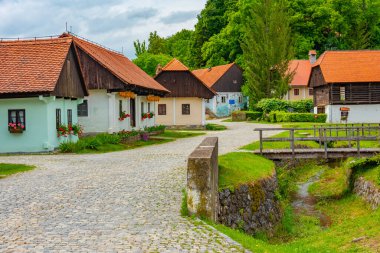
[309, 50, 380, 123]
[284, 50, 316, 101]
[61, 33, 169, 133]
[154, 59, 215, 127]
[192, 63, 245, 117]
[0, 37, 88, 153]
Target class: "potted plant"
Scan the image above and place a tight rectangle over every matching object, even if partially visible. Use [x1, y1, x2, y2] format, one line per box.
[118, 111, 130, 121]
[71, 124, 83, 137]
[8, 122, 25, 134]
[57, 125, 69, 137]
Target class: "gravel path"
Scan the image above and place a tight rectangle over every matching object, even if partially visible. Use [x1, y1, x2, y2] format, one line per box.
[0, 120, 279, 252]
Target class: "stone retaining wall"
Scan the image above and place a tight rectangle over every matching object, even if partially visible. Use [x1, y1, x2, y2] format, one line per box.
[353, 177, 380, 209]
[218, 172, 282, 235]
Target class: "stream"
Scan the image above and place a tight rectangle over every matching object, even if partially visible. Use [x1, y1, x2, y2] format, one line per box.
[292, 170, 332, 227]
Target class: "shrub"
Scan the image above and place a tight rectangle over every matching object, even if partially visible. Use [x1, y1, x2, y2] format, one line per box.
[59, 142, 78, 153]
[256, 98, 288, 113]
[82, 137, 102, 150]
[206, 123, 227, 131]
[96, 133, 121, 144]
[145, 125, 166, 132]
[245, 111, 262, 120]
[289, 100, 314, 113]
[270, 111, 327, 123]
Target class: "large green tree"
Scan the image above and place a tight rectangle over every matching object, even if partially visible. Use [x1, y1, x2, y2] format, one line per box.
[132, 53, 172, 76]
[242, 0, 294, 104]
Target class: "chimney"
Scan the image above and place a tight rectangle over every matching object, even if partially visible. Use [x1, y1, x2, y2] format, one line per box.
[156, 64, 162, 75]
[309, 50, 317, 64]
[208, 67, 212, 72]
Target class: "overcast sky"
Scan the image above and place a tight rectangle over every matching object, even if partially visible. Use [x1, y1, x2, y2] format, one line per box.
[0, 0, 207, 58]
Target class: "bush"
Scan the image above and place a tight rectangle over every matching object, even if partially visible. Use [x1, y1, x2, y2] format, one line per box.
[245, 111, 262, 120]
[206, 123, 227, 131]
[269, 111, 327, 123]
[256, 98, 313, 114]
[145, 125, 166, 132]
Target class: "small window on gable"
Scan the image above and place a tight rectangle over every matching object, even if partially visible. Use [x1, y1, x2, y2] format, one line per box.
[294, 89, 300, 96]
[158, 104, 166, 115]
[67, 109, 72, 126]
[56, 109, 61, 129]
[78, 100, 88, 117]
[182, 104, 190, 115]
[309, 88, 313, 96]
[8, 109, 26, 130]
[221, 96, 226, 103]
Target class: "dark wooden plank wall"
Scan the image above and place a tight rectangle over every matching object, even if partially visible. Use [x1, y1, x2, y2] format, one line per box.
[212, 64, 243, 92]
[314, 86, 330, 106]
[330, 83, 380, 104]
[155, 71, 214, 99]
[309, 67, 326, 88]
[53, 46, 86, 98]
[75, 47, 125, 91]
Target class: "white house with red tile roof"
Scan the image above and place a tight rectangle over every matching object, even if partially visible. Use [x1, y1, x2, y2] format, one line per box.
[192, 63, 246, 117]
[0, 37, 88, 153]
[309, 50, 380, 123]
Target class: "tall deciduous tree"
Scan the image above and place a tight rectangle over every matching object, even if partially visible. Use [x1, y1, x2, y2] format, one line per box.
[132, 53, 172, 76]
[133, 40, 147, 57]
[242, 0, 294, 104]
[147, 31, 167, 54]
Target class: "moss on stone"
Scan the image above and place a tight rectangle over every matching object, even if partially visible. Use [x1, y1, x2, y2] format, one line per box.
[249, 183, 265, 213]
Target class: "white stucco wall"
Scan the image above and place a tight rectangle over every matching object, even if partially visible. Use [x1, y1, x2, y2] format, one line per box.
[318, 104, 380, 123]
[205, 92, 245, 117]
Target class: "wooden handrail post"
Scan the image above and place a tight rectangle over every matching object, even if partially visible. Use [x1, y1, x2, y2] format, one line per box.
[313, 125, 316, 137]
[290, 129, 295, 159]
[319, 128, 322, 148]
[259, 130, 263, 155]
[357, 127, 360, 156]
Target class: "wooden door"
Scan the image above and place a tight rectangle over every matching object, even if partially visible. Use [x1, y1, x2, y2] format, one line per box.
[130, 98, 136, 127]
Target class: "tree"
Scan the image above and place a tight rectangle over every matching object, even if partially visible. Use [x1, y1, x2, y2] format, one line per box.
[241, 0, 294, 104]
[147, 31, 167, 55]
[165, 29, 194, 66]
[133, 40, 147, 57]
[132, 52, 172, 76]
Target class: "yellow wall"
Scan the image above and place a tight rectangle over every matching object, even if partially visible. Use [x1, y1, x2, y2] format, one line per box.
[286, 86, 313, 101]
[155, 97, 204, 126]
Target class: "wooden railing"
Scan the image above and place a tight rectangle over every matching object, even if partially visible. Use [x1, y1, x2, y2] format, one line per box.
[255, 124, 380, 158]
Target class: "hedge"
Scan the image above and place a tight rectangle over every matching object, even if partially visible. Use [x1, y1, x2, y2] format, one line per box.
[256, 98, 313, 113]
[245, 111, 262, 120]
[269, 111, 327, 123]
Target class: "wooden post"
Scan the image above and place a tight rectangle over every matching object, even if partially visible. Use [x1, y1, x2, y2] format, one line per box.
[290, 129, 295, 159]
[319, 128, 322, 148]
[313, 125, 316, 137]
[324, 128, 328, 159]
[362, 123, 364, 136]
[357, 127, 360, 156]
[259, 130, 263, 155]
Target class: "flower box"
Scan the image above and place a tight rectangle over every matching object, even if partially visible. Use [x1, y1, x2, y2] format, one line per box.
[9, 128, 24, 134]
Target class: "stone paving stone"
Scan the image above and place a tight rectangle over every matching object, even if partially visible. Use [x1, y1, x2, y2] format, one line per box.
[0, 121, 279, 252]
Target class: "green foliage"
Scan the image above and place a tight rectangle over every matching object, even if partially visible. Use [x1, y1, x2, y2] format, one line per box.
[144, 125, 166, 133]
[147, 31, 167, 54]
[157, 131, 205, 139]
[257, 98, 289, 113]
[133, 40, 147, 57]
[205, 123, 227, 131]
[180, 189, 189, 217]
[165, 29, 194, 67]
[0, 163, 35, 178]
[132, 52, 172, 76]
[218, 152, 274, 190]
[245, 111, 262, 120]
[290, 100, 314, 113]
[241, 0, 294, 103]
[269, 111, 327, 123]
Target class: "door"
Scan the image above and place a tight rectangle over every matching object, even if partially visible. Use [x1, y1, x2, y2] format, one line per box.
[130, 98, 136, 127]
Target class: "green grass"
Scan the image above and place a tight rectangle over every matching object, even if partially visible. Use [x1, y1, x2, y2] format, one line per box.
[0, 163, 35, 178]
[218, 152, 274, 190]
[308, 166, 351, 199]
[361, 165, 380, 186]
[157, 130, 206, 138]
[205, 123, 227, 131]
[180, 189, 189, 217]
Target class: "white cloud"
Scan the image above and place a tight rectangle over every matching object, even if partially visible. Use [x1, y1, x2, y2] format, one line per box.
[0, 0, 207, 58]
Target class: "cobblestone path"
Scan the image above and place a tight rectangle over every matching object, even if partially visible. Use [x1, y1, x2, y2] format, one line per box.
[0, 121, 279, 252]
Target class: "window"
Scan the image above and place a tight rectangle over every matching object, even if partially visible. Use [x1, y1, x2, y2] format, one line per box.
[158, 104, 166, 115]
[8, 109, 26, 130]
[56, 109, 61, 129]
[309, 88, 313, 96]
[317, 107, 325, 114]
[141, 102, 144, 114]
[148, 102, 151, 112]
[340, 86, 346, 101]
[238, 96, 242, 103]
[294, 89, 300, 96]
[221, 96, 226, 103]
[67, 109, 72, 126]
[182, 104, 190, 115]
[119, 100, 123, 116]
[77, 100, 88, 117]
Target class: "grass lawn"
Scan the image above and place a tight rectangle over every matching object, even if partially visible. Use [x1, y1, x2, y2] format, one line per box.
[308, 166, 351, 199]
[218, 152, 274, 190]
[361, 165, 380, 186]
[205, 123, 227, 131]
[157, 130, 206, 139]
[0, 163, 35, 178]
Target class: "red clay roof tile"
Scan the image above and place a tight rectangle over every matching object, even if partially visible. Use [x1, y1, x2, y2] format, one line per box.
[312, 50, 380, 83]
[161, 58, 189, 71]
[192, 63, 235, 88]
[0, 37, 72, 94]
[288, 60, 312, 86]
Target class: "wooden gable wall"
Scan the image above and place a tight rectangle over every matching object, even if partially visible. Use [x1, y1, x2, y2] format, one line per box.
[309, 66, 327, 88]
[213, 64, 243, 92]
[53, 45, 87, 98]
[75, 47, 126, 91]
[155, 71, 214, 99]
